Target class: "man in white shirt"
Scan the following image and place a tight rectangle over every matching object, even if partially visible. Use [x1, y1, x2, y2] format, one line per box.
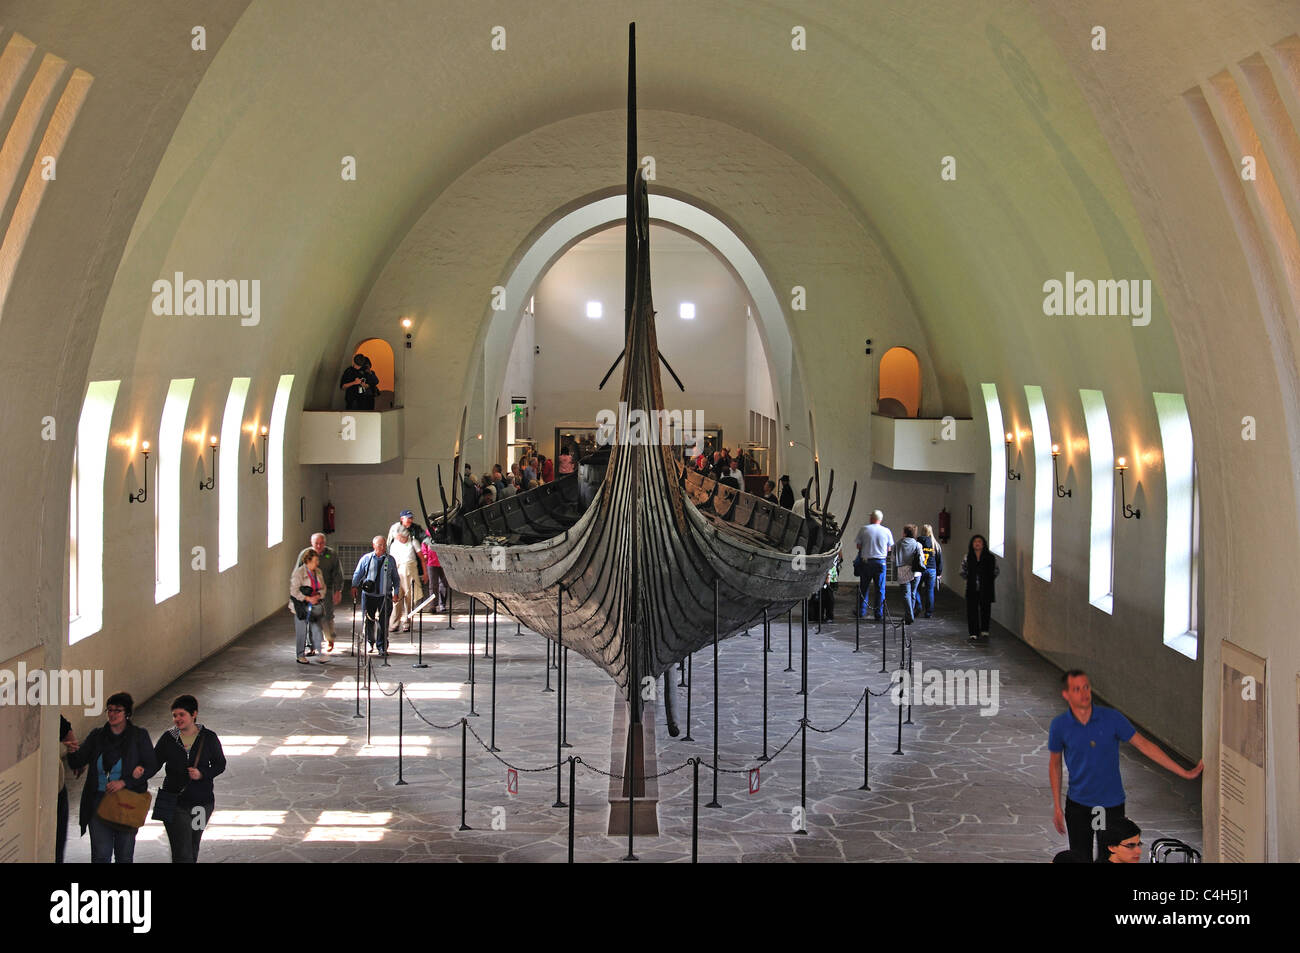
[387, 528, 423, 632]
[853, 510, 894, 619]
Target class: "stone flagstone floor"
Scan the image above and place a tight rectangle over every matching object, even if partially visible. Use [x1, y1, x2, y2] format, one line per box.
[63, 588, 1203, 862]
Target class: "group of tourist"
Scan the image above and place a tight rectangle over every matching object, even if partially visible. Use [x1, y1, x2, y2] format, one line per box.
[688, 447, 760, 490]
[288, 510, 448, 664]
[851, 512, 953, 626]
[460, 446, 577, 511]
[59, 692, 226, 864]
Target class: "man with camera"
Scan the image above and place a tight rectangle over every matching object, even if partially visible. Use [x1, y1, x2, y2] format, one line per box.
[340, 353, 379, 410]
[351, 536, 400, 656]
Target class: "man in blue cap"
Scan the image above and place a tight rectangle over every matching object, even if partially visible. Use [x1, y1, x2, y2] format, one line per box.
[388, 508, 430, 601]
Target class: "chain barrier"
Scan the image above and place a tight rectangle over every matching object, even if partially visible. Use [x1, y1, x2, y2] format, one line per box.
[403, 693, 462, 731]
[465, 721, 559, 774]
[365, 662, 402, 697]
[807, 690, 867, 734]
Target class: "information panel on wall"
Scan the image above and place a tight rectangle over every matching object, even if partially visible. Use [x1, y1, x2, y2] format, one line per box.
[1218, 641, 1267, 863]
[0, 646, 45, 863]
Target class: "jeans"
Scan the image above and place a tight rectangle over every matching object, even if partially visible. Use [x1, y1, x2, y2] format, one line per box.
[294, 606, 323, 657]
[918, 568, 937, 617]
[859, 558, 887, 618]
[88, 794, 137, 863]
[163, 802, 211, 863]
[362, 593, 392, 653]
[899, 576, 918, 623]
[1065, 798, 1126, 861]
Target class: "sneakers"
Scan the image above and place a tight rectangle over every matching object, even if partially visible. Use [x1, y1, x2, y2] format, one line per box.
[967, 633, 990, 645]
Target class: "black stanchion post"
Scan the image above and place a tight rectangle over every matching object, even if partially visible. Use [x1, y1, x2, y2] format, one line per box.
[796, 598, 807, 696]
[797, 591, 809, 835]
[468, 597, 478, 717]
[784, 608, 794, 672]
[396, 682, 407, 785]
[466, 597, 474, 684]
[484, 597, 491, 657]
[490, 596, 500, 751]
[415, 593, 428, 668]
[354, 602, 363, 719]
[707, 578, 721, 809]
[446, 588, 454, 629]
[554, 584, 565, 808]
[567, 756, 576, 863]
[366, 661, 373, 746]
[880, 608, 888, 673]
[858, 687, 871, 791]
[691, 758, 700, 863]
[561, 645, 571, 749]
[683, 651, 694, 742]
[678, 658, 686, 687]
[854, 606, 860, 653]
[544, 638, 553, 693]
[904, 628, 914, 726]
[796, 715, 808, 835]
[893, 666, 904, 755]
[458, 718, 470, 830]
[759, 607, 769, 761]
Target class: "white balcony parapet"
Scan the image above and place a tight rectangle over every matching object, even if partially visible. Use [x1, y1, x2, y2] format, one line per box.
[299, 409, 401, 465]
[870, 414, 979, 473]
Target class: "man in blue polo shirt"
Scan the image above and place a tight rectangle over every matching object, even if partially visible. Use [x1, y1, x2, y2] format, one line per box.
[854, 510, 893, 620]
[1048, 669, 1203, 860]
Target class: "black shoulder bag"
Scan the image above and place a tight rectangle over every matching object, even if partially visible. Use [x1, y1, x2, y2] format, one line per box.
[152, 733, 205, 823]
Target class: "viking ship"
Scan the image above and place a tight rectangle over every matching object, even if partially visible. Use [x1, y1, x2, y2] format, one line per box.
[422, 25, 854, 703]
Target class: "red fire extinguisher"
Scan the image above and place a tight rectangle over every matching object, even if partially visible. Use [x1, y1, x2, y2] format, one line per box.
[937, 507, 950, 543]
[323, 502, 336, 534]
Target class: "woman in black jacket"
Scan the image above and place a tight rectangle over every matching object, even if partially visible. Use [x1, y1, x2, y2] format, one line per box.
[960, 534, 999, 644]
[150, 694, 227, 863]
[64, 691, 157, 863]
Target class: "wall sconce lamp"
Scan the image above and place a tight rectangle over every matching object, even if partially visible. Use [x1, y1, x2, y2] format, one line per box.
[199, 435, 218, 491]
[402, 317, 413, 349]
[129, 441, 151, 503]
[1050, 444, 1071, 498]
[251, 425, 268, 475]
[1115, 457, 1140, 519]
[1004, 432, 1022, 480]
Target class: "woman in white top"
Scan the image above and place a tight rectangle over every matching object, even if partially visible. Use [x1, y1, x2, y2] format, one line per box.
[289, 551, 328, 664]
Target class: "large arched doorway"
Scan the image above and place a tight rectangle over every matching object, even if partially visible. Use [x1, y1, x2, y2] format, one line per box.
[475, 195, 807, 478]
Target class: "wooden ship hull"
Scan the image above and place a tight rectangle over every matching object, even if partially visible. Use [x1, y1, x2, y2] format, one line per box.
[426, 26, 854, 695]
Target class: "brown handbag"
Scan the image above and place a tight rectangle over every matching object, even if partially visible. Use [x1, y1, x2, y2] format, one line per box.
[96, 788, 152, 828]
